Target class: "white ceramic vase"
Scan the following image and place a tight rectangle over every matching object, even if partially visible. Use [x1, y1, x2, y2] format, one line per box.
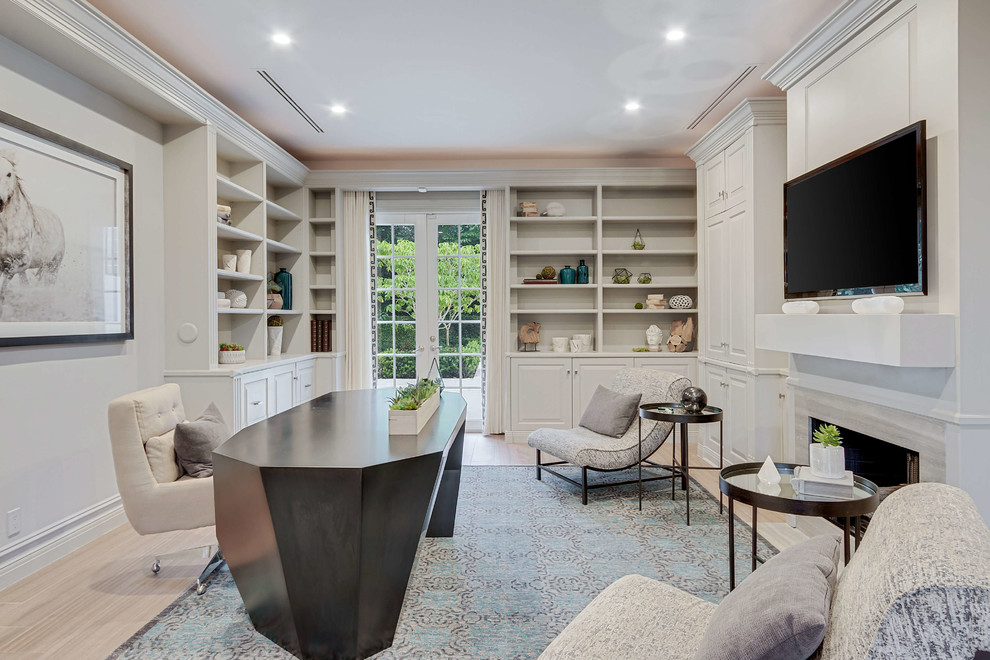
[809, 443, 846, 479]
[268, 326, 283, 357]
[236, 249, 252, 274]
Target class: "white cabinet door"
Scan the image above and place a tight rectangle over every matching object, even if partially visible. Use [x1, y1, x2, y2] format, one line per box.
[701, 363, 727, 465]
[704, 215, 727, 359]
[726, 205, 751, 365]
[724, 136, 748, 210]
[295, 361, 315, 404]
[726, 370, 752, 464]
[270, 368, 295, 415]
[509, 358, 572, 431]
[633, 357, 697, 385]
[242, 376, 269, 427]
[703, 153, 726, 218]
[572, 358, 633, 417]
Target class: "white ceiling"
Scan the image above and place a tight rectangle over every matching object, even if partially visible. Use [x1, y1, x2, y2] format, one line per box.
[87, 0, 839, 165]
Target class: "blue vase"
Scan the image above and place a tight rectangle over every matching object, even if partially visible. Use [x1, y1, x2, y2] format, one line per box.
[274, 268, 292, 310]
[577, 259, 589, 284]
[559, 265, 576, 285]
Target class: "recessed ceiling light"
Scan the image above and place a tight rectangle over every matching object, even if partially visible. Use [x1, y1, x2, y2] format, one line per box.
[272, 32, 292, 45]
[665, 28, 686, 41]
[329, 104, 348, 115]
[418, 187, 428, 193]
[624, 100, 642, 112]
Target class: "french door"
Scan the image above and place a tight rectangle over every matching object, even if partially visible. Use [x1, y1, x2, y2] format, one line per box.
[375, 212, 484, 430]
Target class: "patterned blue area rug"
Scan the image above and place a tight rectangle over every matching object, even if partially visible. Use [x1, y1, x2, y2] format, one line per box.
[109, 465, 774, 659]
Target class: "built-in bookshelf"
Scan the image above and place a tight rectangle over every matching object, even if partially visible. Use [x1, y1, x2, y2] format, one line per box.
[507, 184, 698, 354]
[307, 188, 338, 351]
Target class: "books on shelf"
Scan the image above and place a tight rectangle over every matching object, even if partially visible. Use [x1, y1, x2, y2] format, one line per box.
[791, 466, 855, 498]
[646, 293, 667, 309]
[522, 279, 558, 284]
[310, 319, 332, 352]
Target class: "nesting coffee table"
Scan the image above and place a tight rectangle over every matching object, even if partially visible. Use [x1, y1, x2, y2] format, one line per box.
[719, 461, 879, 589]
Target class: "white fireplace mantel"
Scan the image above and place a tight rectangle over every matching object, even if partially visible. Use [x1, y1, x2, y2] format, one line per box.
[755, 313, 956, 368]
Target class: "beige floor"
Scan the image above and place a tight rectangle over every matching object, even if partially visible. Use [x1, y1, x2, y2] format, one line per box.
[0, 433, 809, 660]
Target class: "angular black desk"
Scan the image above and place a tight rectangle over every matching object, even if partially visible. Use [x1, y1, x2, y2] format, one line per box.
[213, 388, 467, 660]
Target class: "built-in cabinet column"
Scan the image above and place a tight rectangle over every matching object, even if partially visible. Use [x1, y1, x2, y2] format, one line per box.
[687, 98, 789, 467]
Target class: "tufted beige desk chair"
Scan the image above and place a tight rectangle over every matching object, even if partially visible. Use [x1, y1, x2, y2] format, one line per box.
[107, 383, 224, 594]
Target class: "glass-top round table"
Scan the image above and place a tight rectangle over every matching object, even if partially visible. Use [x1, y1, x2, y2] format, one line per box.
[719, 462, 879, 589]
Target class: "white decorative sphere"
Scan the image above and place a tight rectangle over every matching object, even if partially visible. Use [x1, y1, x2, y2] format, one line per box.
[225, 289, 248, 308]
[669, 295, 693, 309]
[545, 202, 565, 217]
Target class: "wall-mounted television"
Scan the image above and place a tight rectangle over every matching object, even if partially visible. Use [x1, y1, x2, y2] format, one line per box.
[784, 121, 927, 300]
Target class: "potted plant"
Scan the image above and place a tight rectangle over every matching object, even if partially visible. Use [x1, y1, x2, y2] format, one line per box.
[810, 423, 845, 479]
[387, 378, 441, 435]
[219, 343, 245, 364]
[267, 274, 283, 310]
[632, 228, 645, 250]
[267, 315, 283, 357]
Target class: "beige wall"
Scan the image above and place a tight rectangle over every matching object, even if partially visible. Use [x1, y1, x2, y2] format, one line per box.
[0, 33, 165, 582]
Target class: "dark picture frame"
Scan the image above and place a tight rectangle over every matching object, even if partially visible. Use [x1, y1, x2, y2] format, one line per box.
[0, 110, 133, 346]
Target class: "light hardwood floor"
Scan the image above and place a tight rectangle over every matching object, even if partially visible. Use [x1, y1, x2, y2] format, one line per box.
[0, 433, 810, 659]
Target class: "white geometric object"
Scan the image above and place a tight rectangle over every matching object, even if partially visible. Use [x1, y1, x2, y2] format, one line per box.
[810, 443, 846, 479]
[545, 202, 565, 217]
[669, 294, 693, 309]
[177, 323, 198, 343]
[235, 249, 252, 274]
[852, 295, 905, 315]
[758, 456, 781, 485]
[220, 253, 237, 271]
[225, 289, 247, 308]
[268, 326, 283, 357]
[782, 300, 820, 314]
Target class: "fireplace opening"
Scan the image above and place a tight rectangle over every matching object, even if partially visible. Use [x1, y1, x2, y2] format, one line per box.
[808, 417, 920, 531]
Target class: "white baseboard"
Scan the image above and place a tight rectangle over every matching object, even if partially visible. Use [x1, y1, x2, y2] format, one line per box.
[0, 495, 126, 591]
[697, 442, 722, 469]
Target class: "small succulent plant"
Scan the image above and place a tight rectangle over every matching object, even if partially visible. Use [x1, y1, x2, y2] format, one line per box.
[219, 343, 244, 351]
[267, 315, 283, 327]
[812, 423, 843, 447]
[388, 378, 440, 411]
[632, 347, 650, 352]
[634, 302, 644, 309]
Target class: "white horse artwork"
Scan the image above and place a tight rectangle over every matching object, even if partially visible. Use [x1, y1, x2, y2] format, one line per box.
[0, 154, 66, 311]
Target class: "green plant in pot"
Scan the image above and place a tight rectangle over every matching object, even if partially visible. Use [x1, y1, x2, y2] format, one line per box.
[810, 423, 845, 479]
[267, 315, 284, 356]
[388, 378, 440, 411]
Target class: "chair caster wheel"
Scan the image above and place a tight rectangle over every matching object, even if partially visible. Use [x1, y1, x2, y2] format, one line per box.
[151, 560, 161, 574]
[196, 582, 207, 595]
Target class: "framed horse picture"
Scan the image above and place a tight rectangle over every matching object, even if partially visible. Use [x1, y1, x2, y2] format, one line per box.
[0, 110, 132, 346]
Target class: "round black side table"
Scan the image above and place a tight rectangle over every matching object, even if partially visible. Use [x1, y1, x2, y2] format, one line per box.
[638, 403, 723, 525]
[719, 462, 879, 590]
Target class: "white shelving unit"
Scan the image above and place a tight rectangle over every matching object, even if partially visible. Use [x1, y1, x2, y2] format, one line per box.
[307, 189, 338, 352]
[507, 184, 699, 355]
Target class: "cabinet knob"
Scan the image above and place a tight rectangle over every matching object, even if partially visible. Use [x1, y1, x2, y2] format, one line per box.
[251, 401, 263, 406]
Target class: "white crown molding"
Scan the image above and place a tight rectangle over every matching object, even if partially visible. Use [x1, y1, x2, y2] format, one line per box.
[0, 495, 124, 590]
[685, 97, 786, 164]
[7, 0, 308, 184]
[762, 0, 909, 91]
[304, 167, 696, 191]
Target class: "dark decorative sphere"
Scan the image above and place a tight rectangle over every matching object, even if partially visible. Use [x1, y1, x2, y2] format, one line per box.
[681, 387, 708, 413]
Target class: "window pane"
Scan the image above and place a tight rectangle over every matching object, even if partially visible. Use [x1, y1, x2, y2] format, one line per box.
[437, 289, 459, 324]
[375, 258, 393, 289]
[376, 292, 393, 322]
[377, 323, 394, 353]
[438, 322, 459, 353]
[394, 291, 416, 321]
[395, 356, 417, 381]
[459, 225, 480, 251]
[392, 257, 415, 286]
[460, 256, 481, 288]
[439, 355, 459, 380]
[377, 356, 394, 381]
[437, 257, 459, 289]
[438, 225, 458, 247]
[393, 225, 415, 256]
[462, 355, 482, 380]
[395, 323, 416, 353]
[461, 322, 481, 353]
[376, 225, 392, 245]
[460, 290, 481, 320]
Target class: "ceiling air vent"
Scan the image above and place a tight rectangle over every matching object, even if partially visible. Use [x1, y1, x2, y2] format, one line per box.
[256, 69, 324, 133]
[686, 65, 759, 130]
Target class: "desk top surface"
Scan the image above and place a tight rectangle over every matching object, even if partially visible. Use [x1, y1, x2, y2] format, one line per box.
[214, 388, 467, 469]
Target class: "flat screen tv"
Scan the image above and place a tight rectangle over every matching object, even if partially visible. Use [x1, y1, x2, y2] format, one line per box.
[784, 120, 927, 299]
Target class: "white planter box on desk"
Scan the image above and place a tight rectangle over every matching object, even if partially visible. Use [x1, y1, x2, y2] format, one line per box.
[388, 392, 440, 435]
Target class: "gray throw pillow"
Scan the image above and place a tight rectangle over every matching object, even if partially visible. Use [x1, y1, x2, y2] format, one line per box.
[695, 534, 841, 660]
[173, 402, 230, 478]
[578, 385, 642, 437]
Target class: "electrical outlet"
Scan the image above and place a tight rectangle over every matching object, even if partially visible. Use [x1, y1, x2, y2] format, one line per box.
[6, 508, 21, 537]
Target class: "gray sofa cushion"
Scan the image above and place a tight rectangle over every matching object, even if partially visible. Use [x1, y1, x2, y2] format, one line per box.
[173, 402, 230, 478]
[539, 574, 716, 660]
[695, 534, 840, 660]
[578, 385, 642, 437]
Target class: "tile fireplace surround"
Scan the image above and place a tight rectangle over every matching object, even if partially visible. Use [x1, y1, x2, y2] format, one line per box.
[792, 387, 946, 484]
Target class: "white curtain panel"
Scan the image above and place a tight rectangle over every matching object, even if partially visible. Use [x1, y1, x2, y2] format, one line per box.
[483, 188, 507, 434]
[341, 191, 373, 390]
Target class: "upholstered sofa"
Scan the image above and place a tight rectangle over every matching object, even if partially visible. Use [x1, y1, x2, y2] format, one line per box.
[539, 482, 990, 659]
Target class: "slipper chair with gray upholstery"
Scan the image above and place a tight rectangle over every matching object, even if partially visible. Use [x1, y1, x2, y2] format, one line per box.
[528, 368, 691, 504]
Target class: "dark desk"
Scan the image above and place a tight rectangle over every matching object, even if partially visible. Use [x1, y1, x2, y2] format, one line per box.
[214, 388, 467, 660]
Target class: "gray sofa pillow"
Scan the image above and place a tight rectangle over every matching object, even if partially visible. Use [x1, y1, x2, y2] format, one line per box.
[578, 385, 642, 437]
[173, 402, 230, 478]
[695, 534, 840, 660]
